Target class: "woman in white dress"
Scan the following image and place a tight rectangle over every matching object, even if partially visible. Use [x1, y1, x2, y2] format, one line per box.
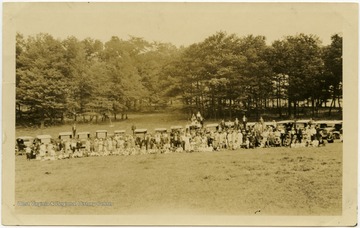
[220, 131, 227, 149]
[107, 138, 113, 155]
[98, 139, 104, 155]
[239, 130, 244, 147]
[83, 139, 89, 153]
[227, 130, 233, 150]
[39, 143, 46, 160]
[48, 143, 56, 160]
[232, 130, 238, 149]
[64, 141, 70, 154]
[213, 131, 220, 151]
[183, 133, 191, 152]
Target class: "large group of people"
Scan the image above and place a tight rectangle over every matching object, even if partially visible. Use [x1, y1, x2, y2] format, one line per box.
[21, 113, 339, 161]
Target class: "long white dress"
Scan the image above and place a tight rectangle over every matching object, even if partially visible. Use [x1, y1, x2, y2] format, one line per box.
[184, 135, 190, 151]
[39, 144, 46, 157]
[235, 132, 243, 149]
[108, 139, 113, 153]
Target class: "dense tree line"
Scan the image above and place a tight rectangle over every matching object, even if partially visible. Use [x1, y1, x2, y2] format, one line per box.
[16, 33, 177, 126]
[165, 32, 342, 119]
[16, 32, 342, 126]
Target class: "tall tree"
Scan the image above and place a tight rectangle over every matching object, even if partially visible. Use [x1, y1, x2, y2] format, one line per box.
[270, 34, 324, 117]
[135, 41, 178, 108]
[238, 35, 272, 119]
[171, 32, 272, 119]
[102, 36, 148, 115]
[16, 33, 70, 126]
[323, 34, 342, 115]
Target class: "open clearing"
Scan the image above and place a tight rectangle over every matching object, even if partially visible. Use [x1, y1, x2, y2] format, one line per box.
[16, 113, 189, 138]
[15, 142, 342, 215]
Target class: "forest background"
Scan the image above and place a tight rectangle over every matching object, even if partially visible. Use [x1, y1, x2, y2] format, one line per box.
[15, 32, 342, 127]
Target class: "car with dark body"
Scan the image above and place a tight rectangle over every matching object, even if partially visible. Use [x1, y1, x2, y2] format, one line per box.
[15, 136, 34, 155]
[316, 120, 342, 142]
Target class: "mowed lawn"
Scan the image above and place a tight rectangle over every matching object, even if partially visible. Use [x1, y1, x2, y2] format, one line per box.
[15, 142, 342, 215]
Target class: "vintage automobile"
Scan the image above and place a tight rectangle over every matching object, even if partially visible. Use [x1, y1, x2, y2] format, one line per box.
[170, 126, 183, 133]
[277, 120, 294, 131]
[205, 123, 219, 132]
[15, 136, 34, 155]
[77, 131, 91, 139]
[316, 120, 342, 141]
[114, 130, 126, 136]
[169, 126, 183, 148]
[320, 120, 342, 142]
[246, 122, 256, 128]
[154, 128, 167, 134]
[325, 120, 342, 139]
[134, 129, 148, 147]
[134, 129, 148, 135]
[58, 132, 73, 141]
[264, 121, 277, 128]
[76, 132, 91, 148]
[34, 135, 53, 145]
[294, 119, 312, 129]
[332, 121, 342, 131]
[316, 120, 329, 130]
[95, 130, 108, 139]
[186, 123, 202, 133]
[321, 127, 336, 143]
[224, 121, 235, 129]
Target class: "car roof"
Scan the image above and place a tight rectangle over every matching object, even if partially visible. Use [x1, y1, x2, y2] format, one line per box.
[58, 132, 73, 135]
[134, 129, 147, 133]
[77, 131, 90, 134]
[315, 120, 328, 125]
[17, 136, 34, 140]
[295, 119, 312, 123]
[114, 130, 125, 133]
[96, 130, 108, 133]
[324, 120, 342, 124]
[187, 123, 202, 127]
[264, 122, 275, 125]
[277, 120, 294, 124]
[36, 135, 52, 139]
[170, 126, 183, 129]
[315, 120, 342, 124]
[154, 128, 167, 131]
[206, 123, 219, 127]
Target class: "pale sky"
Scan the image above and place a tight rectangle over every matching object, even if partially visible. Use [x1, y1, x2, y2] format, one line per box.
[7, 2, 345, 46]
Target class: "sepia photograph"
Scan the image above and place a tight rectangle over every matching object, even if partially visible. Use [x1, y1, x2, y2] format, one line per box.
[2, 2, 358, 226]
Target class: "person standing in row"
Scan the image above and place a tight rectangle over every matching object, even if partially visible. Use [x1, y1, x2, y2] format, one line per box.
[242, 115, 247, 129]
[72, 123, 76, 138]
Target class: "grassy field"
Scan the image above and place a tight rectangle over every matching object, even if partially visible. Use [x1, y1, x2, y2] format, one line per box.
[15, 142, 342, 215]
[15, 113, 342, 215]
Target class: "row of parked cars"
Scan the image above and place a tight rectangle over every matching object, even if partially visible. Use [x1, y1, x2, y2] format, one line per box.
[15, 119, 342, 155]
[15, 128, 171, 155]
[203, 119, 342, 143]
[277, 119, 342, 142]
